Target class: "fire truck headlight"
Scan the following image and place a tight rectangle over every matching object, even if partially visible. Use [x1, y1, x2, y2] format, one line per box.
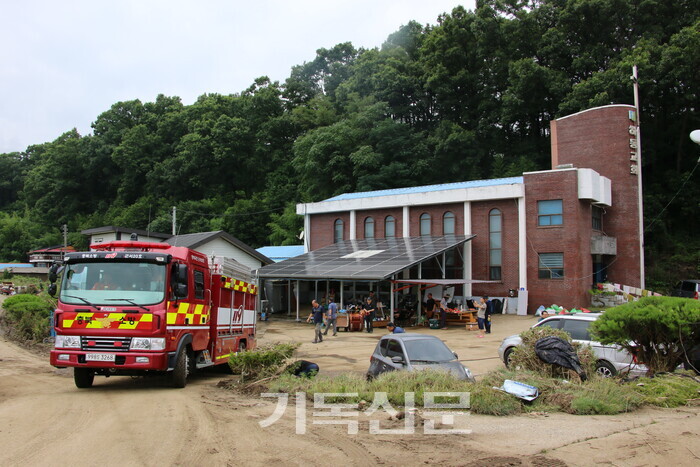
[130, 338, 166, 351]
[55, 335, 81, 349]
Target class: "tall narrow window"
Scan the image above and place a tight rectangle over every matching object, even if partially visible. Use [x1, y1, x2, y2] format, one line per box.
[538, 253, 564, 279]
[443, 211, 455, 235]
[385, 216, 395, 237]
[592, 206, 603, 231]
[333, 219, 344, 243]
[489, 209, 502, 280]
[364, 217, 374, 238]
[420, 213, 431, 236]
[538, 200, 563, 226]
[194, 269, 205, 300]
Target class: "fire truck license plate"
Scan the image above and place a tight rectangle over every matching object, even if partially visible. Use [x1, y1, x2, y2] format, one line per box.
[85, 353, 115, 362]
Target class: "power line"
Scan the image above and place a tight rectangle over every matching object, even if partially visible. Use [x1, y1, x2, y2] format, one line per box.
[644, 156, 700, 232]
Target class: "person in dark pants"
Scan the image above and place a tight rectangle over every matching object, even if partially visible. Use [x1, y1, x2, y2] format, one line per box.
[439, 294, 450, 329]
[424, 293, 436, 319]
[307, 300, 324, 343]
[362, 297, 375, 333]
[484, 296, 492, 334]
[323, 297, 338, 336]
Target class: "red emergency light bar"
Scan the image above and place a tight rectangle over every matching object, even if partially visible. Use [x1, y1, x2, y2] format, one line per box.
[90, 241, 173, 251]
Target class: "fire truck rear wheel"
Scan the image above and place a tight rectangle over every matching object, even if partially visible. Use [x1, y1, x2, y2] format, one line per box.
[74, 368, 95, 388]
[171, 347, 190, 388]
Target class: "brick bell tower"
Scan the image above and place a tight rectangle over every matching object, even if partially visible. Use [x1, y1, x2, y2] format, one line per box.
[550, 105, 643, 289]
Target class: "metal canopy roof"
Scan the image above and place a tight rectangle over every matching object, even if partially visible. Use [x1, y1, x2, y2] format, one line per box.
[257, 235, 475, 281]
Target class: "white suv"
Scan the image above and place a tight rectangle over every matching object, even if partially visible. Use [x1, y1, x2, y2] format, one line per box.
[497, 313, 647, 378]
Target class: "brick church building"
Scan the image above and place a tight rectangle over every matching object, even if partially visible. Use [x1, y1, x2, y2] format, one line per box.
[260, 105, 643, 314]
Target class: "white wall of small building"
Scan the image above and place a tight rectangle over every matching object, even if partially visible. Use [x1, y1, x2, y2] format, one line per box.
[189, 237, 263, 271]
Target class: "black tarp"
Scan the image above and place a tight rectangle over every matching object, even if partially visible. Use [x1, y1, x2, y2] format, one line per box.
[535, 336, 587, 381]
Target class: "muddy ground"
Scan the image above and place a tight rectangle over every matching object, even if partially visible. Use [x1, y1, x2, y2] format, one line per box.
[0, 305, 698, 466]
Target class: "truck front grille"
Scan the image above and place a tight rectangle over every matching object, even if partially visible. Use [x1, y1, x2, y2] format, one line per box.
[80, 336, 132, 352]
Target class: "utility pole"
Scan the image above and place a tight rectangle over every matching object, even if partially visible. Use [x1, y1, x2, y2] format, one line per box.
[632, 65, 645, 290]
[172, 206, 176, 235]
[62, 224, 68, 260]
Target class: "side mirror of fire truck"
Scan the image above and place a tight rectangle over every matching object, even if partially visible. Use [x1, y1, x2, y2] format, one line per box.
[173, 263, 188, 283]
[48, 283, 57, 297]
[171, 263, 189, 299]
[48, 263, 61, 283]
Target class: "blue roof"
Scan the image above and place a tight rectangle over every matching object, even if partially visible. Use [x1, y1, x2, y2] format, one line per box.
[256, 245, 305, 263]
[323, 177, 524, 202]
[0, 263, 34, 270]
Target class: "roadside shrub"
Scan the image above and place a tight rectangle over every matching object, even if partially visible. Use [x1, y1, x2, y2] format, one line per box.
[228, 342, 300, 382]
[509, 326, 596, 381]
[1, 294, 54, 341]
[591, 297, 700, 375]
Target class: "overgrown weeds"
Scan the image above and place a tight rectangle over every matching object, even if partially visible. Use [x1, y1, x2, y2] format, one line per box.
[227, 341, 301, 382]
[256, 365, 700, 416]
[0, 293, 54, 342]
[634, 372, 700, 408]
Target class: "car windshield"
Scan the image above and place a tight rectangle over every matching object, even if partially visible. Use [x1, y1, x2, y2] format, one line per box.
[404, 339, 456, 363]
[60, 262, 166, 306]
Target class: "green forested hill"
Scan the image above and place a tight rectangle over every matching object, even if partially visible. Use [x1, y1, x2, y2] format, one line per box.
[1, 1, 698, 290]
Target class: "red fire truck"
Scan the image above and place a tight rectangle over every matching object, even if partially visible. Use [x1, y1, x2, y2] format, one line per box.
[48, 240, 257, 388]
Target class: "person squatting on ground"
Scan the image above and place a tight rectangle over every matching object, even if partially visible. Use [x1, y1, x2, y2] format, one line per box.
[324, 296, 338, 336]
[307, 300, 324, 343]
[363, 297, 375, 333]
[386, 322, 405, 334]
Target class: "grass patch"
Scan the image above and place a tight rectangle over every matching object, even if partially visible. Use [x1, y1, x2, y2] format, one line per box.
[241, 366, 699, 416]
[561, 378, 643, 414]
[632, 372, 700, 407]
[269, 369, 476, 407]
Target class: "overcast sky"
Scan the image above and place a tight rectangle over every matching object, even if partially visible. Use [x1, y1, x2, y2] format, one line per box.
[0, 0, 474, 154]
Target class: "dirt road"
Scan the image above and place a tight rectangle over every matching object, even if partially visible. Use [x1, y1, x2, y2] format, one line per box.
[1, 311, 699, 466]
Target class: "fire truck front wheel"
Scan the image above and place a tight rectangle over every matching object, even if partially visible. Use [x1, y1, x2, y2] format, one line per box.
[170, 347, 191, 388]
[74, 368, 95, 388]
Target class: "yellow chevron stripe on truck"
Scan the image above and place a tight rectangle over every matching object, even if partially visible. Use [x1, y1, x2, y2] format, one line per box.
[166, 302, 209, 325]
[221, 277, 257, 295]
[62, 312, 154, 330]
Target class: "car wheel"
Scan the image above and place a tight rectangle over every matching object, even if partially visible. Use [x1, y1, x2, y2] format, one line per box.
[595, 360, 617, 378]
[504, 347, 515, 368]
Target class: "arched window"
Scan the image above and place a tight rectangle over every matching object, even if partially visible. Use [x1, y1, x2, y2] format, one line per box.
[364, 217, 374, 238]
[334, 219, 344, 243]
[420, 213, 431, 236]
[385, 216, 396, 238]
[443, 211, 455, 235]
[489, 209, 502, 280]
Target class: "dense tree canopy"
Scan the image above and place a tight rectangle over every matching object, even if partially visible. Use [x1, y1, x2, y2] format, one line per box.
[1, 0, 698, 289]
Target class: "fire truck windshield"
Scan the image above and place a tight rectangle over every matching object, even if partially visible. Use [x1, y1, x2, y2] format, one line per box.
[59, 262, 166, 306]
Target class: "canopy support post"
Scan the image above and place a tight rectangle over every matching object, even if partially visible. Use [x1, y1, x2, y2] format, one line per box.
[295, 280, 300, 322]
